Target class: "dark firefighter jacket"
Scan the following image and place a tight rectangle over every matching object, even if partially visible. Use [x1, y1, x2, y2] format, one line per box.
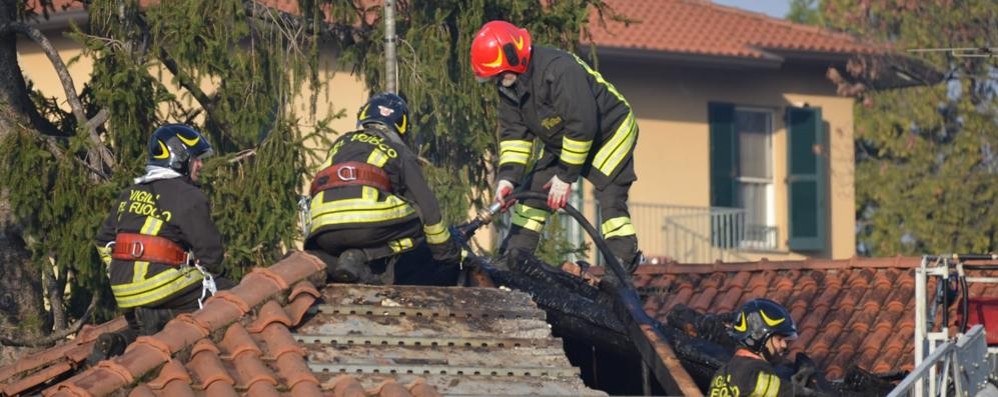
[307, 126, 456, 259]
[709, 349, 794, 397]
[95, 177, 224, 309]
[495, 45, 638, 189]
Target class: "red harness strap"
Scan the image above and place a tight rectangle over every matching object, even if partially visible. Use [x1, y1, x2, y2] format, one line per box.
[112, 233, 188, 266]
[310, 161, 392, 196]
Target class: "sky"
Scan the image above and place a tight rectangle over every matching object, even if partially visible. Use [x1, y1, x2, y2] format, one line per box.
[711, 0, 790, 19]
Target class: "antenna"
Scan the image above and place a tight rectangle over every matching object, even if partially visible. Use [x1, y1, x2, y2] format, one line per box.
[908, 47, 996, 58]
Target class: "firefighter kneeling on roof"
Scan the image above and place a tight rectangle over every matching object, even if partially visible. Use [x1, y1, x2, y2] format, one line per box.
[89, 124, 234, 365]
[304, 92, 464, 286]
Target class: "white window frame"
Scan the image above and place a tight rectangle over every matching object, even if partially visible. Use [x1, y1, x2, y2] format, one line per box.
[734, 106, 777, 249]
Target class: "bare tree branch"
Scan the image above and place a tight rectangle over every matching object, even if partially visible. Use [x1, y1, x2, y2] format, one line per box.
[42, 267, 66, 331]
[0, 294, 98, 348]
[0, 21, 114, 171]
[227, 148, 257, 163]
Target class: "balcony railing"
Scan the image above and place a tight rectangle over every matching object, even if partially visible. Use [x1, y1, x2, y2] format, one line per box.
[590, 203, 779, 263]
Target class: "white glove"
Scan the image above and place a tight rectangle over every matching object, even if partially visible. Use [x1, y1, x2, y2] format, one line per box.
[544, 175, 572, 210]
[494, 179, 515, 209]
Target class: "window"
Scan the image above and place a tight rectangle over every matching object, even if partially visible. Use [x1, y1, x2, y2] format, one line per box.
[709, 103, 778, 251]
[734, 108, 777, 248]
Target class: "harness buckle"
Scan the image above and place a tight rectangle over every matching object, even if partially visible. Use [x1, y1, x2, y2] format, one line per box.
[129, 241, 145, 259]
[337, 165, 357, 181]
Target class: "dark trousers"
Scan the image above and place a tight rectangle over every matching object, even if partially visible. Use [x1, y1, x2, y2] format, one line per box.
[502, 165, 639, 267]
[309, 219, 458, 286]
[119, 275, 235, 342]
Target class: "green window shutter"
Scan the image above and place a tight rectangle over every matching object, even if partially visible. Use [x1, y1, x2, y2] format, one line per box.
[709, 103, 737, 208]
[786, 106, 827, 251]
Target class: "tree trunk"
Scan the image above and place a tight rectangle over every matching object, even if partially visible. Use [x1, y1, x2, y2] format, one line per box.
[0, 0, 54, 366]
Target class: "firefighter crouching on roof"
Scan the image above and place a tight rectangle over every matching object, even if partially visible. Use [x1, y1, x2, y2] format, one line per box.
[89, 124, 234, 364]
[710, 299, 800, 397]
[470, 21, 642, 273]
[304, 92, 463, 285]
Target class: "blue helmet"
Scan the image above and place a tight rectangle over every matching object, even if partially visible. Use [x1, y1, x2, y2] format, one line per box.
[730, 298, 798, 352]
[147, 124, 213, 175]
[357, 92, 409, 135]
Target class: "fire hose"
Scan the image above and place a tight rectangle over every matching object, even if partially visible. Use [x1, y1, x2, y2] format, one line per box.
[456, 191, 703, 396]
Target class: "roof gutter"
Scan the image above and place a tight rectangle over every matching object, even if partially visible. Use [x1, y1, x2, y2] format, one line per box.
[25, 9, 89, 32]
[580, 45, 785, 69]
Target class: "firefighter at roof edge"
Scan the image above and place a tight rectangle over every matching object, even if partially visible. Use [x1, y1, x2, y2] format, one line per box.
[89, 124, 234, 364]
[303, 92, 464, 286]
[710, 299, 830, 397]
[470, 20, 642, 273]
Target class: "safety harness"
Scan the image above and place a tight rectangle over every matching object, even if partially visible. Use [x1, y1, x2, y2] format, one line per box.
[110, 233, 217, 308]
[112, 233, 187, 265]
[310, 161, 391, 196]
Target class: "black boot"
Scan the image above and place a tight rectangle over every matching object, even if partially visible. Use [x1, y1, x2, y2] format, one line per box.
[86, 332, 129, 366]
[332, 249, 374, 283]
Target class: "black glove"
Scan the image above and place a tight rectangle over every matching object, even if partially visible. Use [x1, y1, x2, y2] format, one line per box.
[429, 238, 463, 268]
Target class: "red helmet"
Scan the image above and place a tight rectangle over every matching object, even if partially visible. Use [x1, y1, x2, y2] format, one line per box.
[470, 20, 532, 79]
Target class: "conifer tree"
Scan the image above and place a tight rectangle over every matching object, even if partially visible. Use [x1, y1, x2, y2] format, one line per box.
[0, 0, 615, 345]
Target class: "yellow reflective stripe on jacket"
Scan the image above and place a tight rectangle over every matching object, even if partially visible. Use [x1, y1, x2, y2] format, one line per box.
[572, 54, 631, 108]
[750, 372, 781, 397]
[424, 222, 451, 245]
[499, 140, 533, 166]
[592, 112, 637, 176]
[388, 238, 415, 253]
[601, 216, 636, 238]
[96, 245, 112, 266]
[511, 203, 550, 232]
[132, 261, 149, 283]
[308, 190, 416, 233]
[560, 136, 592, 165]
[140, 216, 164, 236]
[111, 266, 203, 308]
[367, 149, 390, 167]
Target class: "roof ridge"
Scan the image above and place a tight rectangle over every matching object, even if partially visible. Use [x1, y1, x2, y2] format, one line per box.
[44, 251, 327, 396]
[690, 0, 875, 48]
[632, 256, 923, 275]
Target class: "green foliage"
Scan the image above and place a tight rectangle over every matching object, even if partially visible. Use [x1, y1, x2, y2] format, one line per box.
[822, 0, 998, 255]
[1, 0, 335, 323]
[2, 0, 611, 328]
[323, 0, 615, 226]
[785, 0, 823, 26]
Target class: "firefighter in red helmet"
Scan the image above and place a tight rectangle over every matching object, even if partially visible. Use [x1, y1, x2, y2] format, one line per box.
[471, 20, 641, 273]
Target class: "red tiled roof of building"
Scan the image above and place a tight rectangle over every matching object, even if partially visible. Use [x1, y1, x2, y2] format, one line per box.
[2, 250, 603, 396]
[0, 318, 127, 396]
[585, 0, 880, 59]
[626, 256, 998, 380]
[35, 0, 880, 62]
[0, 252, 444, 397]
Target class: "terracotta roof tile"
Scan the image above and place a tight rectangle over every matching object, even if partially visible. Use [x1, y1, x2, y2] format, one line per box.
[0, 317, 128, 395]
[585, 0, 881, 60]
[635, 256, 997, 380]
[13, 250, 602, 396]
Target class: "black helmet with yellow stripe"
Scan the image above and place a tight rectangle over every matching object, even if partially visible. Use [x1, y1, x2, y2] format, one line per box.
[147, 124, 213, 175]
[731, 298, 798, 352]
[357, 92, 409, 136]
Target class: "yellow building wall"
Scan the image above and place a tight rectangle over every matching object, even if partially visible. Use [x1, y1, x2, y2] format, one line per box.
[596, 59, 856, 261]
[16, 35, 368, 150]
[16, 29, 856, 263]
